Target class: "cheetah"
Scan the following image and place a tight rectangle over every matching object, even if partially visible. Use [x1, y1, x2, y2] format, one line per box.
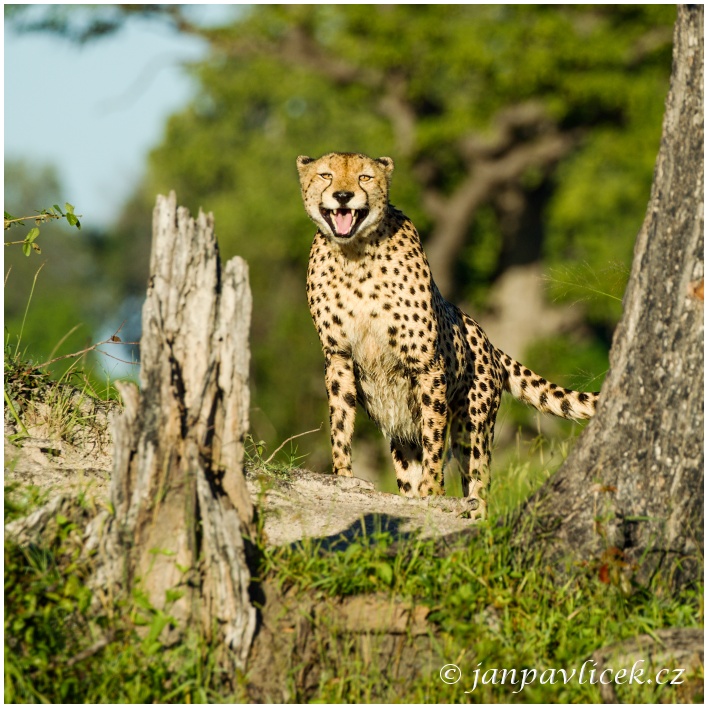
[298, 152, 600, 521]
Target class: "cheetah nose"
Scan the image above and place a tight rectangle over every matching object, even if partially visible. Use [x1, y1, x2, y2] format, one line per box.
[333, 191, 354, 205]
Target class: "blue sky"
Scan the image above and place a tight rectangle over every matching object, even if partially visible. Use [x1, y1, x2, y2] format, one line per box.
[4, 5, 238, 228]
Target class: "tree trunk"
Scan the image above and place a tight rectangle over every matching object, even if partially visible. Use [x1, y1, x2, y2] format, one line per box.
[513, 5, 704, 590]
[87, 193, 256, 668]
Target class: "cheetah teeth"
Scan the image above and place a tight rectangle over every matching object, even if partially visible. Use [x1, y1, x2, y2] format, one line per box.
[320, 207, 369, 238]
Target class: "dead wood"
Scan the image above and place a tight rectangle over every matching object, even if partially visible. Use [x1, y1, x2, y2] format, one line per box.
[85, 192, 256, 668]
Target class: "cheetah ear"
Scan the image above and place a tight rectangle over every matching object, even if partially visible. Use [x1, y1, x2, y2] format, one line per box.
[375, 156, 394, 174]
[297, 155, 315, 174]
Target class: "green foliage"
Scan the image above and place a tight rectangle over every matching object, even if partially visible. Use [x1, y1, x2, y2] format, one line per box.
[5, 439, 702, 703]
[244, 430, 316, 480]
[3, 492, 245, 703]
[4, 162, 114, 374]
[4, 206, 125, 452]
[545, 122, 663, 325]
[3, 483, 50, 524]
[4, 164, 136, 401]
[250, 427, 700, 703]
[4, 202, 81, 256]
[260, 518, 702, 703]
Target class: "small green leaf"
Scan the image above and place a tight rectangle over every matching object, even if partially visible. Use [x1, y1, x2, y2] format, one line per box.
[132, 612, 151, 626]
[165, 588, 184, 604]
[63, 574, 81, 597]
[64, 202, 75, 214]
[343, 542, 362, 562]
[66, 213, 78, 227]
[22, 242, 31, 257]
[132, 588, 156, 612]
[32, 243, 41, 254]
[374, 561, 393, 586]
[143, 613, 171, 649]
[53, 204, 63, 214]
[26, 227, 40, 243]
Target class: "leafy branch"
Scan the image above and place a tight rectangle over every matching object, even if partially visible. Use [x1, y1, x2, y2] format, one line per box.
[4, 203, 81, 256]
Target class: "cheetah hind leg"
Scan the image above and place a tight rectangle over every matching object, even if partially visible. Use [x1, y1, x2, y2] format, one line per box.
[390, 439, 426, 497]
[449, 416, 491, 522]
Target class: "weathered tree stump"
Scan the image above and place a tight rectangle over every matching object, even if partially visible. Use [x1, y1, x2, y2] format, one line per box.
[514, 6, 704, 589]
[87, 192, 256, 667]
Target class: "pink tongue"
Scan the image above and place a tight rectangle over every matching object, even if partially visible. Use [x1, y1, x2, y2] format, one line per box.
[334, 210, 353, 235]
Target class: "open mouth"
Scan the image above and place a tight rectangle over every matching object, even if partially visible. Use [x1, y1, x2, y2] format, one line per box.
[320, 208, 369, 239]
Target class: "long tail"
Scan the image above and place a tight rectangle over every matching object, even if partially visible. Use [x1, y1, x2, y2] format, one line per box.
[498, 349, 599, 420]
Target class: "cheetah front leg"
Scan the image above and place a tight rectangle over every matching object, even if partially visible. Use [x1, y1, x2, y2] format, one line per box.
[389, 365, 447, 498]
[417, 366, 448, 496]
[324, 352, 357, 476]
[390, 439, 425, 496]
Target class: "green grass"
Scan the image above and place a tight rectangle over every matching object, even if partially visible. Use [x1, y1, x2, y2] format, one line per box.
[5, 336, 121, 450]
[258, 517, 702, 702]
[3, 495, 247, 703]
[5, 458, 701, 703]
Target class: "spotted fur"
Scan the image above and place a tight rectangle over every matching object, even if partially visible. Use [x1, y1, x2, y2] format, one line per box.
[298, 152, 599, 520]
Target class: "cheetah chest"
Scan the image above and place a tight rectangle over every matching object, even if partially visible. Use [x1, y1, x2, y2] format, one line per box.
[350, 316, 422, 442]
[328, 287, 428, 442]
[309, 227, 437, 443]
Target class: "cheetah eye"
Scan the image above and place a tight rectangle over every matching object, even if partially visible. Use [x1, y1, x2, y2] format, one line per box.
[359, 175, 373, 182]
[318, 173, 332, 181]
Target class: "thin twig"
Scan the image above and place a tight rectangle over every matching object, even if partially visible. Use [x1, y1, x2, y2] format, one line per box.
[264, 425, 323, 465]
[94, 348, 140, 366]
[4, 213, 58, 230]
[64, 630, 116, 668]
[4, 239, 36, 246]
[31, 322, 134, 371]
[46, 323, 83, 363]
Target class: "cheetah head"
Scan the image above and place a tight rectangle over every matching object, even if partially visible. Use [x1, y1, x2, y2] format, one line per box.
[297, 152, 394, 245]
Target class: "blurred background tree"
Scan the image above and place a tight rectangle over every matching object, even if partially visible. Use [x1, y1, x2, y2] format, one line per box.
[6, 5, 675, 476]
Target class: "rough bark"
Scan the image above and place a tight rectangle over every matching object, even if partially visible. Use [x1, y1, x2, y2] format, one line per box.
[86, 193, 256, 668]
[514, 5, 704, 589]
